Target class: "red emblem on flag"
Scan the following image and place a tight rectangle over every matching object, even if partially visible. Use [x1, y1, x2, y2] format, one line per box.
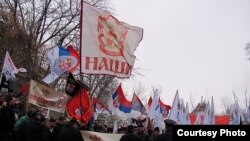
[97, 15, 128, 56]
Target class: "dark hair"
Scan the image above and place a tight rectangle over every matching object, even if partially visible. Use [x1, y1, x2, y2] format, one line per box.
[154, 127, 160, 132]
[164, 119, 177, 127]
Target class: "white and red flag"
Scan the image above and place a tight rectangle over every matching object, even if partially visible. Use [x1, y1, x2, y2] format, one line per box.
[81, 2, 143, 78]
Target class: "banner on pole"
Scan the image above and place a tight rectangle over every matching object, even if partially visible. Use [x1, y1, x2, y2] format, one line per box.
[28, 80, 68, 113]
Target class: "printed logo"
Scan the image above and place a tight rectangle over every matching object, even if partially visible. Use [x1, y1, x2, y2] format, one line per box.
[97, 15, 128, 56]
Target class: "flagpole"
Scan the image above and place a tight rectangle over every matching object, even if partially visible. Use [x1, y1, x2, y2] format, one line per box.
[79, 0, 84, 123]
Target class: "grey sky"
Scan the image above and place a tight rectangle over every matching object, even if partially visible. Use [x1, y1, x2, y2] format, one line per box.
[112, 0, 250, 113]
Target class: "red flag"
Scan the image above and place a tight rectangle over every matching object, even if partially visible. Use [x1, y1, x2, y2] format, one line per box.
[66, 87, 93, 123]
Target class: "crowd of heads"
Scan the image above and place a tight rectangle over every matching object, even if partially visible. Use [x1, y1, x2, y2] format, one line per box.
[0, 94, 177, 141]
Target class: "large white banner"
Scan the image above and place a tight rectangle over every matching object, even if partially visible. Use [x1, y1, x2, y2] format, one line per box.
[81, 131, 123, 141]
[28, 80, 68, 113]
[81, 2, 143, 78]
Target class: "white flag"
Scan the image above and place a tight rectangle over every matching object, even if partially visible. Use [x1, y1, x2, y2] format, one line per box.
[229, 100, 242, 125]
[81, 2, 143, 78]
[148, 92, 160, 119]
[183, 102, 191, 125]
[203, 102, 211, 125]
[209, 97, 215, 124]
[168, 90, 181, 123]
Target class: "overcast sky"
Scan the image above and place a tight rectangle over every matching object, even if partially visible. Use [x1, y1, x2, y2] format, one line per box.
[111, 0, 250, 113]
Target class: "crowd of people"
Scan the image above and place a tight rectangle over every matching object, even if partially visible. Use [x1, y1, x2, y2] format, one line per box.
[0, 95, 176, 141]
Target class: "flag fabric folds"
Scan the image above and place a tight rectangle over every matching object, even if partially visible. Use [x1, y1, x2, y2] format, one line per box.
[152, 100, 164, 131]
[66, 86, 93, 123]
[148, 96, 152, 109]
[93, 97, 110, 115]
[112, 84, 131, 113]
[203, 102, 211, 125]
[0, 51, 27, 92]
[168, 90, 181, 123]
[159, 98, 171, 119]
[183, 103, 191, 125]
[131, 93, 146, 113]
[148, 93, 164, 131]
[229, 100, 242, 125]
[28, 80, 69, 112]
[81, 2, 143, 78]
[130, 93, 146, 118]
[43, 45, 80, 84]
[148, 92, 160, 119]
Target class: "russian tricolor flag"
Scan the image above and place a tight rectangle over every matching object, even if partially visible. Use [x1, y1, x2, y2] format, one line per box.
[112, 84, 131, 113]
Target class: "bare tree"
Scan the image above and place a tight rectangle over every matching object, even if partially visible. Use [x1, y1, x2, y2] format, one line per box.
[0, 1, 111, 78]
[221, 96, 232, 115]
[0, 0, 82, 86]
[133, 82, 147, 96]
[150, 85, 162, 98]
